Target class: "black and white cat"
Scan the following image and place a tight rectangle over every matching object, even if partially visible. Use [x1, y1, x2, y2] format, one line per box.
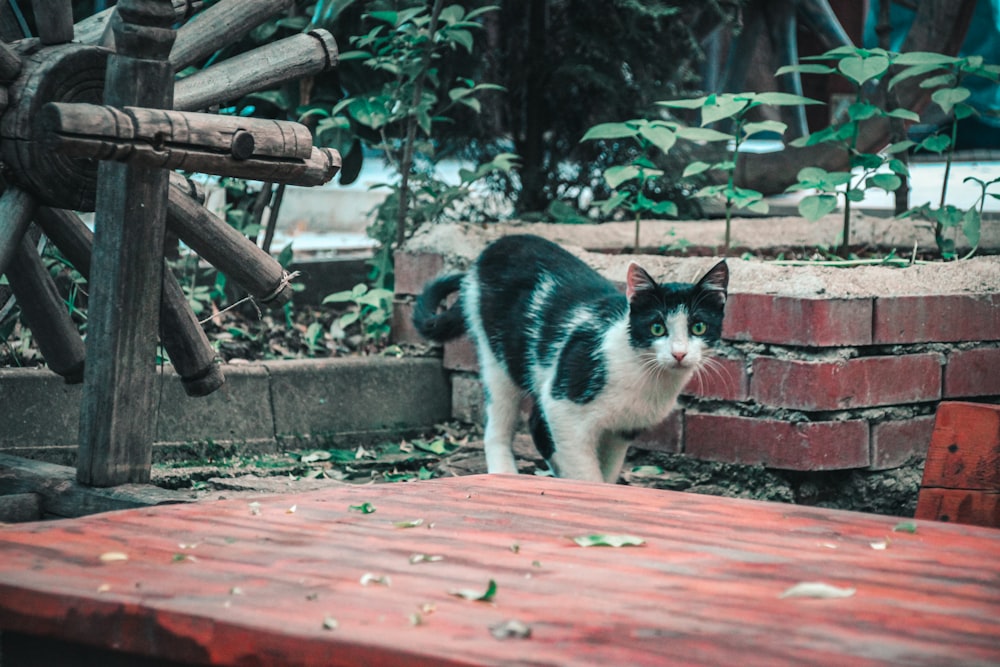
[413, 234, 728, 483]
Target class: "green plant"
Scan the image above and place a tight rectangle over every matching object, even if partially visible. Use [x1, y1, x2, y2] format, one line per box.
[332, 2, 514, 287]
[659, 91, 821, 252]
[322, 283, 395, 345]
[886, 52, 1000, 258]
[779, 46, 917, 256]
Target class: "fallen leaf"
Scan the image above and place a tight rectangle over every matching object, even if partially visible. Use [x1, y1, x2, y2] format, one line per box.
[248, 502, 261, 516]
[449, 579, 497, 602]
[409, 612, 423, 626]
[490, 618, 532, 640]
[409, 553, 444, 564]
[99, 551, 129, 563]
[572, 534, 645, 548]
[510, 543, 520, 554]
[394, 518, 424, 528]
[322, 616, 339, 630]
[779, 582, 856, 599]
[360, 573, 391, 587]
[97, 583, 111, 593]
[349, 502, 376, 514]
[300, 450, 332, 464]
[286, 505, 297, 514]
[892, 521, 918, 534]
[870, 539, 889, 550]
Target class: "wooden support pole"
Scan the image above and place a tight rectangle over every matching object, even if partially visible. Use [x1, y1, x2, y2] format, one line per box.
[77, 0, 177, 487]
[5, 234, 86, 383]
[0, 185, 36, 278]
[169, 0, 292, 71]
[30, 0, 74, 45]
[173, 29, 338, 112]
[35, 207, 225, 397]
[166, 174, 293, 307]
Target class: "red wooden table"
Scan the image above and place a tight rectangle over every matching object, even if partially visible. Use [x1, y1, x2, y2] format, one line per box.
[1, 474, 998, 666]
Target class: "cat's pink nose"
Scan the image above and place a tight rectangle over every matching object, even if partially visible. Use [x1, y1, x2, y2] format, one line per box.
[672, 351, 687, 363]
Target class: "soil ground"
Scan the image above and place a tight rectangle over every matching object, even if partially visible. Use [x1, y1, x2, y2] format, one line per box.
[154, 423, 924, 519]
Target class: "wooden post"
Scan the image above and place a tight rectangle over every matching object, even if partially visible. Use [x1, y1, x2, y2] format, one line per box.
[31, 0, 74, 45]
[0, 185, 36, 278]
[5, 234, 86, 383]
[169, 0, 291, 71]
[77, 0, 177, 487]
[35, 207, 225, 397]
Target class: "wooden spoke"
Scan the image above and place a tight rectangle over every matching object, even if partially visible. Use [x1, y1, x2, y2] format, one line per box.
[170, 0, 292, 71]
[0, 40, 22, 79]
[30, 0, 74, 45]
[173, 29, 338, 112]
[0, 185, 36, 278]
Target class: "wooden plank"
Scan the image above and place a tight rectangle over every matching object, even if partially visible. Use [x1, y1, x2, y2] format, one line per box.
[919, 402, 1000, 491]
[77, 0, 177, 487]
[915, 488, 1000, 526]
[0, 475, 997, 666]
[0, 453, 192, 519]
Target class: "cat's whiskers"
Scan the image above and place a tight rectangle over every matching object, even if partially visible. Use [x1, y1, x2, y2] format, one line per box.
[691, 355, 730, 395]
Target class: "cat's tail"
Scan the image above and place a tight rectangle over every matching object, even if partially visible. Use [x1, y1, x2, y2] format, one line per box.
[412, 273, 467, 342]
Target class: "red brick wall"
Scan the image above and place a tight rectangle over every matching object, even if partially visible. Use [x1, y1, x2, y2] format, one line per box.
[394, 250, 1000, 472]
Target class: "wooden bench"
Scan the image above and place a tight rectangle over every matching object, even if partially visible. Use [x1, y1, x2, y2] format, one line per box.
[915, 401, 1000, 527]
[1, 474, 999, 666]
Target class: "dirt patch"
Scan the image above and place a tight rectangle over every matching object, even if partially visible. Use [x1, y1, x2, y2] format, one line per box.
[156, 424, 923, 518]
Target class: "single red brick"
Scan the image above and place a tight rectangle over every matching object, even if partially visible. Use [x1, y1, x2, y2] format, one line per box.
[944, 347, 1000, 398]
[685, 413, 870, 470]
[870, 415, 936, 470]
[393, 251, 444, 296]
[681, 356, 749, 401]
[723, 293, 873, 347]
[751, 354, 943, 411]
[633, 410, 684, 454]
[873, 294, 1000, 344]
[444, 337, 479, 372]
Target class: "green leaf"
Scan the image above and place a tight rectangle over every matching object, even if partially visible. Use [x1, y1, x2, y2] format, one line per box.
[918, 134, 951, 154]
[447, 29, 474, 53]
[892, 521, 918, 534]
[888, 64, 946, 90]
[702, 95, 748, 125]
[838, 55, 889, 85]
[349, 502, 376, 514]
[852, 152, 884, 170]
[931, 86, 971, 114]
[604, 165, 641, 188]
[596, 191, 630, 215]
[581, 122, 640, 141]
[918, 73, 958, 90]
[572, 534, 646, 548]
[868, 173, 902, 192]
[893, 51, 958, 66]
[449, 579, 497, 601]
[885, 139, 916, 154]
[682, 161, 713, 178]
[954, 103, 978, 120]
[746, 199, 770, 214]
[847, 101, 881, 121]
[675, 127, 734, 142]
[393, 518, 424, 529]
[887, 158, 910, 177]
[638, 124, 676, 154]
[649, 200, 678, 216]
[656, 96, 709, 109]
[742, 120, 787, 137]
[775, 64, 835, 76]
[885, 108, 921, 122]
[750, 92, 824, 106]
[798, 194, 839, 221]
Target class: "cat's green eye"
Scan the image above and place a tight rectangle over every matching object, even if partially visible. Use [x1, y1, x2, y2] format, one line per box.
[650, 322, 666, 337]
[691, 321, 708, 336]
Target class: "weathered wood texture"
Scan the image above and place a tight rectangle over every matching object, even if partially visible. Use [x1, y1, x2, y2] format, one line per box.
[0, 475, 998, 667]
[0, 453, 191, 519]
[169, 0, 292, 71]
[0, 184, 35, 277]
[167, 174, 293, 307]
[5, 233, 86, 382]
[30, 0, 74, 44]
[77, 0, 177, 487]
[74, 1, 201, 48]
[35, 206, 224, 396]
[0, 40, 22, 79]
[173, 30, 338, 112]
[916, 402, 1000, 527]
[41, 101, 339, 185]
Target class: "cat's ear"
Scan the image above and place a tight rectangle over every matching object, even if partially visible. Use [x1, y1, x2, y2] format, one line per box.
[696, 260, 729, 304]
[626, 262, 658, 301]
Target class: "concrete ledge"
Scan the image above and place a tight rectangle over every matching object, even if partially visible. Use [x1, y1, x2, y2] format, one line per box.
[0, 356, 451, 465]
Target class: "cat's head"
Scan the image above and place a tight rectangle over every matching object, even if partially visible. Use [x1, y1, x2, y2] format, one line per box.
[625, 260, 728, 371]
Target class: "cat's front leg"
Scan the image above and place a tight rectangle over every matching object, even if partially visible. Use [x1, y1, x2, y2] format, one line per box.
[480, 360, 521, 475]
[543, 406, 605, 482]
[597, 431, 631, 483]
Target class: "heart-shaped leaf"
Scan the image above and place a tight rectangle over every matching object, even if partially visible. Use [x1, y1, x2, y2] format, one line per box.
[798, 194, 839, 221]
[838, 55, 889, 85]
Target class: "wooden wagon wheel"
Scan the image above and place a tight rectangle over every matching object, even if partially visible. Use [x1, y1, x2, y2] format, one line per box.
[0, 0, 341, 486]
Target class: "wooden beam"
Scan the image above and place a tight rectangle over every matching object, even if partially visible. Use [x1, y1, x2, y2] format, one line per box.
[77, 0, 177, 487]
[30, 0, 74, 45]
[0, 185, 36, 278]
[0, 454, 190, 519]
[169, 0, 292, 71]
